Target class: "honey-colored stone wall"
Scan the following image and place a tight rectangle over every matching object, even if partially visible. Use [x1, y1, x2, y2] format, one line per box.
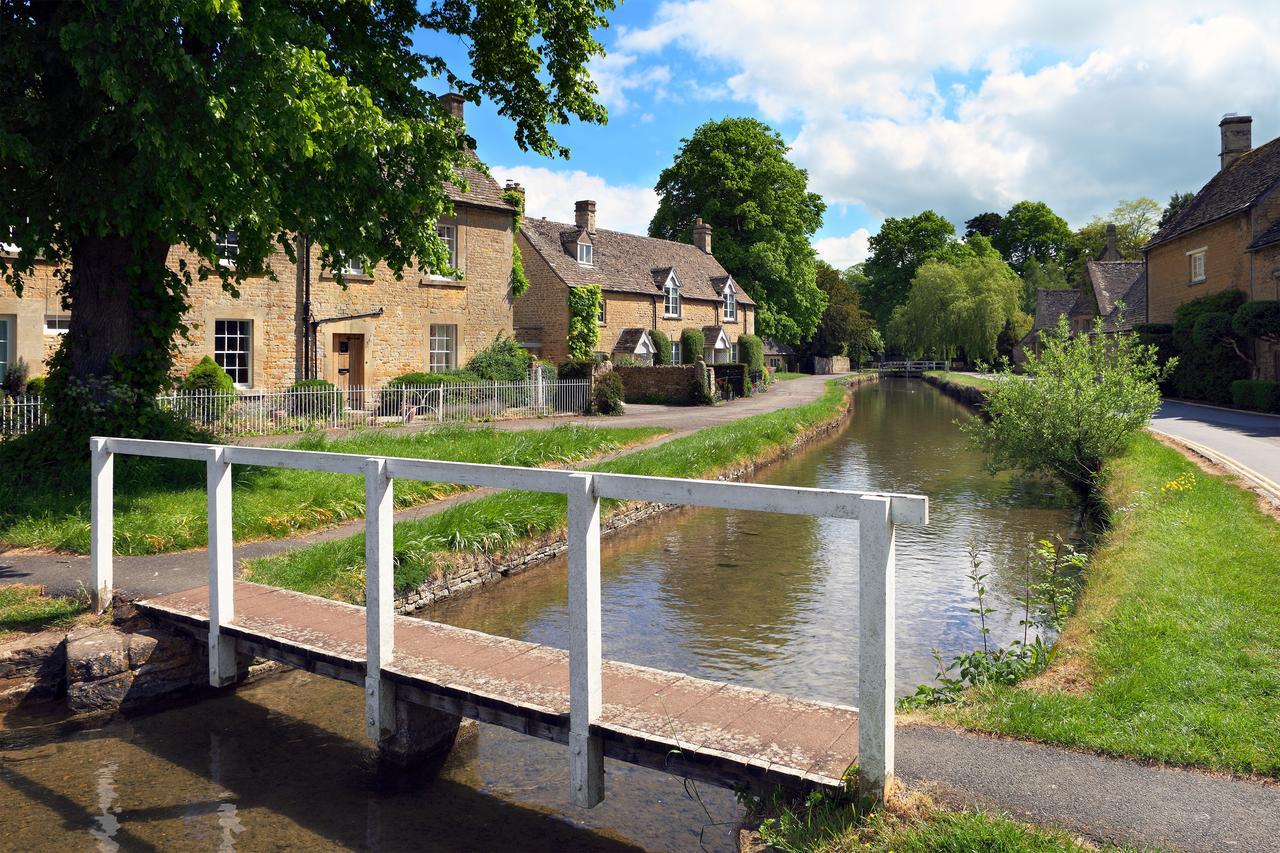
[0, 255, 65, 379]
[1146, 214, 1252, 324]
[513, 232, 571, 364]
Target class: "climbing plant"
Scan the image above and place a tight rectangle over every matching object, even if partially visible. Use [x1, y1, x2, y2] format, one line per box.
[502, 189, 530, 298]
[567, 284, 602, 360]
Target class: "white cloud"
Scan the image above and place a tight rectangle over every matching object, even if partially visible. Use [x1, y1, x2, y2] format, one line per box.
[495, 165, 659, 235]
[589, 52, 672, 114]
[814, 228, 873, 269]
[619, 1, 1280, 227]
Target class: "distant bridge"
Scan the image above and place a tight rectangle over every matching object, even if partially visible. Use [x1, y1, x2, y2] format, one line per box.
[89, 437, 928, 807]
[877, 360, 950, 376]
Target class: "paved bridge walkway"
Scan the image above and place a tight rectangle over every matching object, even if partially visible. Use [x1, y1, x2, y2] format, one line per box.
[139, 581, 860, 794]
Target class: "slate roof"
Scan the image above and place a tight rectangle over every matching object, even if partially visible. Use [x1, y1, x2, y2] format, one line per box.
[1248, 218, 1280, 251]
[443, 152, 517, 212]
[1147, 135, 1280, 248]
[1085, 260, 1145, 318]
[701, 325, 731, 348]
[763, 339, 795, 356]
[1032, 288, 1087, 332]
[612, 328, 651, 353]
[520, 217, 756, 305]
[1102, 267, 1147, 332]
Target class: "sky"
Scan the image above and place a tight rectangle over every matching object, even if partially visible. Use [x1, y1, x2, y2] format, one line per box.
[418, 1, 1280, 269]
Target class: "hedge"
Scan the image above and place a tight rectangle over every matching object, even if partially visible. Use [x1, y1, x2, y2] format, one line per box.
[1231, 379, 1280, 413]
[592, 371, 625, 415]
[465, 334, 533, 382]
[567, 284, 602, 360]
[650, 329, 673, 366]
[286, 379, 343, 418]
[679, 328, 704, 364]
[738, 334, 765, 373]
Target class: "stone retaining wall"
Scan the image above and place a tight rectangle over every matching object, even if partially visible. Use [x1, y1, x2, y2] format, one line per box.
[614, 364, 700, 404]
[922, 373, 989, 410]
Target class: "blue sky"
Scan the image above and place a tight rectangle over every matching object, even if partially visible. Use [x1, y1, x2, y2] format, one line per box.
[417, 1, 1280, 268]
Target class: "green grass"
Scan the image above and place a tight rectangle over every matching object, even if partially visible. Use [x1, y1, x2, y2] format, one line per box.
[0, 425, 663, 556]
[773, 371, 807, 381]
[247, 379, 854, 601]
[924, 370, 996, 390]
[927, 432, 1280, 777]
[0, 584, 90, 641]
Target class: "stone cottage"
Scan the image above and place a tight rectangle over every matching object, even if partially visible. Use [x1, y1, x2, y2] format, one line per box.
[514, 201, 756, 365]
[1144, 114, 1280, 380]
[0, 94, 518, 394]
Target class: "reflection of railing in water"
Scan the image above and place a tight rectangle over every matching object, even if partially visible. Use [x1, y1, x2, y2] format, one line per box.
[89, 436, 928, 806]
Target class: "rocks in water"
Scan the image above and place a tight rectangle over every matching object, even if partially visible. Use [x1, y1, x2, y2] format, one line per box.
[0, 629, 68, 710]
[64, 625, 205, 714]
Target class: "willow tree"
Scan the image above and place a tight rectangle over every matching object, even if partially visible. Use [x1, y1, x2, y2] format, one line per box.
[0, 0, 612, 448]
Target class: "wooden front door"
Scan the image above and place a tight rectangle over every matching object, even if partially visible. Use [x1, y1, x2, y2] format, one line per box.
[330, 333, 365, 407]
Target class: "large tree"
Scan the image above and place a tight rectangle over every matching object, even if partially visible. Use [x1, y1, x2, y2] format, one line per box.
[649, 117, 827, 344]
[861, 210, 959, 330]
[1158, 191, 1196, 231]
[1068, 198, 1161, 286]
[809, 260, 876, 363]
[964, 212, 1003, 239]
[1, 0, 612, 444]
[992, 201, 1072, 271]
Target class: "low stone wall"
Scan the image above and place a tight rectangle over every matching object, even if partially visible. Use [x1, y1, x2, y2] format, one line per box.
[395, 373, 880, 613]
[614, 364, 700, 405]
[922, 372, 989, 410]
[814, 355, 851, 374]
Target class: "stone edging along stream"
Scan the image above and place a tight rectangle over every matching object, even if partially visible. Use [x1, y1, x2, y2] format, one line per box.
[393, 373, 881, 613]
[921, 372, 988, 410]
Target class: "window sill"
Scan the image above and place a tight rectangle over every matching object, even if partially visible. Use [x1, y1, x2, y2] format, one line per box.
[1189, 279, 1206, 286]
[421, 275, 465, 288]
[663, 314, 681, 320]
[321, 272, 375, 283]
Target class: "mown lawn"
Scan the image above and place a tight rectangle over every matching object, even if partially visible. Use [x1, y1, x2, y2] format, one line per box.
[0, 425, 663, 556]
[924, 370, 996, 390]
[247, 379, 853, 601]
[0, 584, 90, 642]
[772, 371, 807, 381]
[927, 432, 1280, 777]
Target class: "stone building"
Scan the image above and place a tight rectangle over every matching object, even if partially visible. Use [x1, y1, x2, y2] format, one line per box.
[1144, 114, 1280, 380]
[0, 94, 518, 393]
[514, 200, 756, 365]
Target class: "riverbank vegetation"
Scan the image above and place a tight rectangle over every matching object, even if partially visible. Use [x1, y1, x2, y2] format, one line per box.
[247, 379, 856, 600]
[0, 425, 663, 555]
[0, 585, 90, 641]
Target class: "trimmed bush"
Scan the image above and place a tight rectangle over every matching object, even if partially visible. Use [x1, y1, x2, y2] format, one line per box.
[1233, 301, 1280, 342]
[557, 359, 599, 381]
[567, 284, 602, 360]
[591, 371, 625, 415]
[679, 328, 705, 365]
[2, 358, 30, 397]
[465, 334, 533, 382]
[650, 329, 673, 366]
[286, 379, 343, 419]
[177, 356, 235, 419]
[738, 334, 765, 372]
[1169, 290, 1250, 405]
[1231, 379, 1280, 413]
[689, 361, 715, 405]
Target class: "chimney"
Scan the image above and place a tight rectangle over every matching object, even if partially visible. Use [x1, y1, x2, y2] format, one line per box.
[503, 180, 525, 205]
[440, 92, 465, 122]
[1220, 114, 1252, 171]
[575, 199, 596, 234]
[1100, 223, 1120, 261]
[693, 217, 712, 254]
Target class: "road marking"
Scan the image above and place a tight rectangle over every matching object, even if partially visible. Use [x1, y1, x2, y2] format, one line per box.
[1149, 427, 1280, 504]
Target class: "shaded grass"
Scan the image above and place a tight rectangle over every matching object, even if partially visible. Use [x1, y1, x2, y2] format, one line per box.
[0, 425, 663, 556]
[924, 370, 996, 390]
[773, 371, 807, 381]
[0, 584, 90, 642]
[247, 380, 854, 600]
[927, 432, 1280, 777]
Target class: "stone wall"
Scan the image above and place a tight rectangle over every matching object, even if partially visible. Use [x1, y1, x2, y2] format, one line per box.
[615, 364, 700, 404]
[814, 355, 851, 374]
[1146, 214, 1252, 325]
[513, 231, 572, 363]
[922, 373, 988, 411]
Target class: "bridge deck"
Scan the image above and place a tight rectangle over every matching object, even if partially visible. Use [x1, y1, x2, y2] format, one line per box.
[139, 582, 859, 793]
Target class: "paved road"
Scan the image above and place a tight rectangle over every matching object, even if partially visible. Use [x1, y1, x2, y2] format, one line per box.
[1150, 400, 1280, 498]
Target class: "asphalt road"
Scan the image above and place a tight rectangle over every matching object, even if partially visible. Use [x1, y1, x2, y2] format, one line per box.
[1150, 400, 1280, 497]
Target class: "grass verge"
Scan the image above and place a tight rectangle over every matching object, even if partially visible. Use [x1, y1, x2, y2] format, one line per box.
[925, 432, 1280, 777]
[247, 379, 854, 601]
[0, 425, 663, 556]
[772, 371, 807, 381]
[0, 584, 90, 642]
[923, 370, 996, 390]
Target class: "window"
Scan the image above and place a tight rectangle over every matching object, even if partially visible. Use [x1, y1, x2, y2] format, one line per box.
[671, 340, 682, 365]
[214, 319, 252, 386]
[437, 223, 458, 270]
[731, 343, 739, 362]
[0, 318, 8, 377]
[44, 315, 71, 335]
[723, 282, 737, 321]
[1189, 249, 1206, 284]
[1, 226, 17, 255]
[429, 324, 457, 372]
[214, 231, 239, 267]
[577, 241, 593, 266]
[333, 253, 365, 277]
[663, 274, 681, 318]
[597, 299, 607, 325]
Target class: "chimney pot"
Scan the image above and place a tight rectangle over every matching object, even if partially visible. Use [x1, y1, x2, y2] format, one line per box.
[1219, 114, 1252, 171]
[693, 216, 713, 254]
[575, 199, 596, 234]
[440, 92, 465, 122]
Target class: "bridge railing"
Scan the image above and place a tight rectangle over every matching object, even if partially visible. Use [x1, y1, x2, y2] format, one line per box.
[88, 436, 928, 805]
[877, 360, 950, 373]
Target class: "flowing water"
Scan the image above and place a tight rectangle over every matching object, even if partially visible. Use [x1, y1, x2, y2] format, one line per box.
[0, 380, 1077, 852]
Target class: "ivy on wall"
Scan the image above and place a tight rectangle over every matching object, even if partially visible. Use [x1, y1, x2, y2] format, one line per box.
[567, 283, 602, 360]
[502, 189, 530, 298]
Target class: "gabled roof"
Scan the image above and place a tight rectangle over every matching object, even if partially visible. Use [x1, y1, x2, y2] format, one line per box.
[1085, 260, 1145, 318]
[1248, 219, 1280, 252]
[702, 325, 732, 349]
[1032, 288, 1088, 332]
[1147, 135, 1280, 248]
[1102, 267, 1146, 332]
[443, 152, 517, 213]
[762, 338, 795, 356]
[612, 328, 654, 354]
[520, 217, 755, 305]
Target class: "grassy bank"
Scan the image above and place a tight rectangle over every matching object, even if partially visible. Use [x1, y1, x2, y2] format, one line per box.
[0, 425, 662, 556]
[926, 432, 1280, 776]
[0, 585, 90, 642]
[247, 379, 855, 601]
[923, 370, 995, 390]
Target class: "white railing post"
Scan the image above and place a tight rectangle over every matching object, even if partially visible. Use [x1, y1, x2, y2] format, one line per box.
[567, 472, 604, 808]
[857, 494, 895, 802]
[364, 456, 396, 741]
[89, 437, 114, 613]
[207, 446, 238, 685]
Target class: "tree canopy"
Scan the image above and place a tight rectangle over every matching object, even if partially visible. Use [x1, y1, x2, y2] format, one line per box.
[1158, 192, 1196, 231]
[810, 260, 877, 362]
[964, 212, 1003, 239]
[992, 201, 1072, 271]
[861, 210, 960, 329]
[649, 117, 827, 344]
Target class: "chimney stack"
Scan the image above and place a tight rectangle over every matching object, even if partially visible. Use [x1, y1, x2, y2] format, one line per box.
[1101, 223, 1120, 261]
[503, 180, 525, 204]
[440, 92, 465, 122]
[693, 217, 712, 254]
[1220, 114, 1252, 171]
[575, 199, 596, 234]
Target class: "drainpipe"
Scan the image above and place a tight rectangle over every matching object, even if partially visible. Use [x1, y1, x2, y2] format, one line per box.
[302, 236, 314, 380]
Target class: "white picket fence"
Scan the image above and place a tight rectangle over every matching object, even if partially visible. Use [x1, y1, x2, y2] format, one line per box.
[1, 377, 591, 439]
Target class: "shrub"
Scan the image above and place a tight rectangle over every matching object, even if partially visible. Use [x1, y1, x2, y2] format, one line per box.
[679, 328, 704, 364]
[380, 370, 480, 415]
[650, 329, 673, 366]
[557, 359, 599, 381]
[567, 284, 602, 360]
[689, 361, 715, 405]
[591, 371, 624, 415]
[25, 375, 46, 397]
[738, 334, 765, 372]
[2, 357, 30, 397]
[286, 379, 343, 419]
[1168, 290, 1249, 404]
[177, 356, 235, 419]
[465, 334, 533, 382]
[1231, 379, 1280, 413]
[1233, 300, 1280, 343]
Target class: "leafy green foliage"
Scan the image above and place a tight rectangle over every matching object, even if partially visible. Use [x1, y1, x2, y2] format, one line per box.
[1167, 289, 1250, 403]
[1231, 379, 1280, 413]
[964, 211, 1003, 239]
[591, 371, 625, 415]
[1, 357, 30, 397]
[649, 329, 673, 366]
[567, 285, 602, 360]
[177, 355, 236, 419]
[503, 189, 530, 298]
[25, 376, 46, 397]
[992, 200, 1073, 270]
[286, 379, 343, 418]
[862, 210, 959, 329]
[649, 117, 826, 343]
[1158, 191, 1196, 230]
[1017, 257, 1069, 313]
[811, 260, 878, 362]
[965, 317, 1171, 499]
[679, 328, 705, 364]
[738, 334, 765, 374]
[1068, 198, 1161, 285]
[465, 334, 533, 381]
[1233, 300, 1280, 344]
[387, 370, 481, 388]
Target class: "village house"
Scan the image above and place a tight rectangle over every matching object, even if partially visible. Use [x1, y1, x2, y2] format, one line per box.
[1144, 114, 1280, 380]
[0, 94, 518, 395]
[514, 201, 755, 366]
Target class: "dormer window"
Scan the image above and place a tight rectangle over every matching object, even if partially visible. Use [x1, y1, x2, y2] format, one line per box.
[723, 281, 737, 321]
[577, 241, 593, 266]
[664, 273, 681, 318]
[214, 231, 239, 267]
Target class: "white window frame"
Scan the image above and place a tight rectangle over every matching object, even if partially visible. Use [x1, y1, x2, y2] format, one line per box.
[1, 227, 18, 256]
[577, 241, 594, 266]
[44, 315, 71, 335]
[429, 324, 457, 372]
[671, 340, 682, 365]
[214, 319, 252, 388]
[437, 222, 458, 271]
[723, 281, 737, 322]
[663, 272, 681, 318]
[1187, 247, 1207, 284]
[597, 298, 606, 325]
[0, 317, 9, 377]
[214, 231, 239, 268]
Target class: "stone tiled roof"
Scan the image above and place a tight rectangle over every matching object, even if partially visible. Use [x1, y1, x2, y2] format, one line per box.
[520, 217, 755, 305]
[612, 327, 650, 353]
[1085, 260, 1145, 318]
[443, 152, 516, 212]
[1248, 218, 1280, 251]
[1102, 267, 1147, 332]
[1032, 288, 1086, 332]
[1147, 135, 1280, 248]
[763, 338, 795, 356]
